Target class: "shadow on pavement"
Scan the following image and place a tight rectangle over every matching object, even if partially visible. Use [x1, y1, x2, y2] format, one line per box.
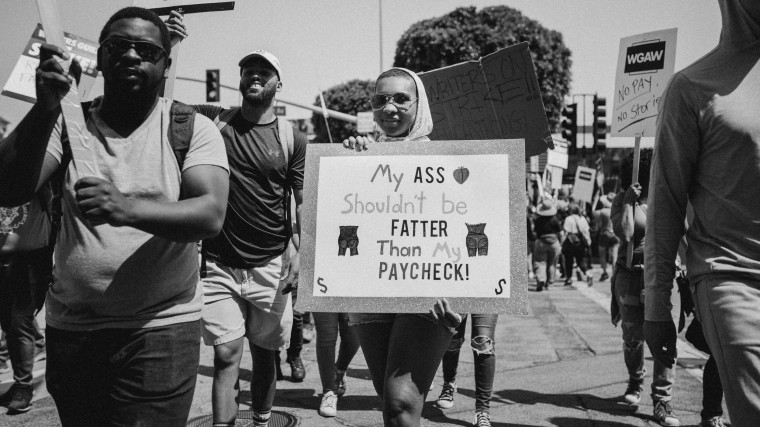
[492, 389, 650, 421]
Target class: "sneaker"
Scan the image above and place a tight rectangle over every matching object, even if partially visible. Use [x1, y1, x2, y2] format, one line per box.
[701, 416, 726, 427]
[287, 356, 305, 382]
[536, 281, 545, 292]
[600, 272, 610, 282]
[653, 400, 680, 426]
[473, 411, 491, 427]
[319, 391, 338, 417]
[6, 383, 33, 414]
[623, 380, 643, 405]
[436, 381, 456, 409]
[335, 369, 347, 397]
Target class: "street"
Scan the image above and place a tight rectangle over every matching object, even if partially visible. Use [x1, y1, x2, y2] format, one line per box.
[0, 265, 721, 427]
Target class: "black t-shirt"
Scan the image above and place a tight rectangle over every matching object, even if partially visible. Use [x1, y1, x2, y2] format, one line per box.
[534, 215, 562, 237]
[192, 105, 306, 267]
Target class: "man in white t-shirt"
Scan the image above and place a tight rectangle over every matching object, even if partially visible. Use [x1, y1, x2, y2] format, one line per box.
[0, 7, 229, 426]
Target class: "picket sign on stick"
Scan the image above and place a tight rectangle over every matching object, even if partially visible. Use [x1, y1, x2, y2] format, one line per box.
[163, 38, 181, 100]
[625, 135, 642, 268]
[35, 0, 96, 176]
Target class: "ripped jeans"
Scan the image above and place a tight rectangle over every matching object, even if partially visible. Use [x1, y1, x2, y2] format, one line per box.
[441, 314, 498, 413]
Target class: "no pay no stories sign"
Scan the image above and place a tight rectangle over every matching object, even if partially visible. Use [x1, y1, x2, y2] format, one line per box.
[297, 140, 528, 315]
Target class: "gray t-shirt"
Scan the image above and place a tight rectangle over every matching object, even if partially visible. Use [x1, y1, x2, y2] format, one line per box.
[44, 97, 228, 330]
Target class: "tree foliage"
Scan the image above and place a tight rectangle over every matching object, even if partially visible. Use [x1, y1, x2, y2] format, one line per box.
[311, 79, 374, 143]
[393, 6, 572, 131]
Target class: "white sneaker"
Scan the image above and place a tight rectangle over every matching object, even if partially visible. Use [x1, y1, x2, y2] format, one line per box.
[436, 381, 457, 409]
[319, 391, 338, 417]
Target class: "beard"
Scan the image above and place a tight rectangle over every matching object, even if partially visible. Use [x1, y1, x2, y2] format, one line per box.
[240, 81, 277, 106]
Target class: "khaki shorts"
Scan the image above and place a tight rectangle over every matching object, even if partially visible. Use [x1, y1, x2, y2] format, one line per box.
[201, 256, 293, 350]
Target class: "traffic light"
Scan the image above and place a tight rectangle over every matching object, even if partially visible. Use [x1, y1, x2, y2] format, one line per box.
[561, 103, 578, 150]
[206, 69, 220, 102]
[593, 95, 607, 148]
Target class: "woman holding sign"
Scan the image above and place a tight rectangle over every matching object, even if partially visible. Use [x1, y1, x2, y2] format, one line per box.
[343, 68, 463, 427]
[610, 149, 679, 427]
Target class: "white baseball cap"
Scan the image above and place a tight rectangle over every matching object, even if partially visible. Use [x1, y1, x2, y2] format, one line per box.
[238, 50, 281, 80]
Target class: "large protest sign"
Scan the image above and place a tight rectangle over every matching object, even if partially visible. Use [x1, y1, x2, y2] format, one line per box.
[2, 24, 98, 104]
[132, 0, 235, 15]
[419, 43, 552, 158]
[296, 140, 528, 315]
[609, 28, 677, 145]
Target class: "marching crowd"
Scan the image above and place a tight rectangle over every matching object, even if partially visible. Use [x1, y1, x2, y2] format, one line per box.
[0, 1, 759, 427]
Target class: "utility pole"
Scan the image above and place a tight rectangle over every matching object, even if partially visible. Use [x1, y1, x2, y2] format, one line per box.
[378, 0, 383, 73]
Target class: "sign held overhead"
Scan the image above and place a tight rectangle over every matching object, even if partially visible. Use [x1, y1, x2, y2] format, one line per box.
[419, 42, 553, 157]
[610, 28, 677, 142]
[132, 0, 235, 15]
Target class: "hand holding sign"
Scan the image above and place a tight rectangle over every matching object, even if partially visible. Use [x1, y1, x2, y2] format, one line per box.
[36, 43, 80, 111]
[342, 135, 375, 152]
[429, 298, 463, 328]
[165, 10, 188, 42]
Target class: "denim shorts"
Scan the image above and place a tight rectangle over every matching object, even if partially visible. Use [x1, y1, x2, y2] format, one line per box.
[201, 257, 293, 350]
[348, 312, 459, 334]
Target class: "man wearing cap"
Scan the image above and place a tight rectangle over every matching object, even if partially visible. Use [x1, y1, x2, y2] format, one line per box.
[188, 49, 307, 427]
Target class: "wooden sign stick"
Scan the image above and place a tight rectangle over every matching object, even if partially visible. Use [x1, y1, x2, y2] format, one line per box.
[625, 135, 641, 268]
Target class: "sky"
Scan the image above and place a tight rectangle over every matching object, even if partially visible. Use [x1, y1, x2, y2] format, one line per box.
[0, 0, 722, 131]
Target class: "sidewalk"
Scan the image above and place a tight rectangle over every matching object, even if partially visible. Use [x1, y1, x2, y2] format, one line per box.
[0, 266, 723, 426]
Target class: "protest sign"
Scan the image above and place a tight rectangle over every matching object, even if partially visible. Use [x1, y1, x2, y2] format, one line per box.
[546, 149, 568, 170]
[610, 28, 677, 144]
[32, 0, 98, 177]
[132, 0, 235, 15]
[296, 139, 528, 315]
[2, 24, 98, 104]
[419, 43, 552, 158]
[572, 166, 596, 204]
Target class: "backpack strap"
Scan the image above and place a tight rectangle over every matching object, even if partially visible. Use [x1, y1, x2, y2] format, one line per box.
[168, 101, 196, 171]
[276, 117, 295, 238]
[214, 107, 240, 132]
[276, 116, 294, 165]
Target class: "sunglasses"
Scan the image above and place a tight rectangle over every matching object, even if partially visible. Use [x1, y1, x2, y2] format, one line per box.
[370, 93, 418, 111]
[101, 37, 167, 63]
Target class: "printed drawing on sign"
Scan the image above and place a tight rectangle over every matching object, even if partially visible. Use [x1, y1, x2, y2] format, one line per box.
[297, 139, 529, 315]
[338, 226, 359, 256]
[465, 223, 488, 257]
[610, 28, 677, 142]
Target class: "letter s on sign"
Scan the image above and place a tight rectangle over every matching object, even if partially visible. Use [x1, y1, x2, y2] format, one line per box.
[28, 42, 41, 57]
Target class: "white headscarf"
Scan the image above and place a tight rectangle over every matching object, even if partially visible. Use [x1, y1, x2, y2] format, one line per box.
[376, 67, 434, 142]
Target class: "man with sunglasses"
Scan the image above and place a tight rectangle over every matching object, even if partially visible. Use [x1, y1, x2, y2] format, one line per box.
[0, 6, 229, 426]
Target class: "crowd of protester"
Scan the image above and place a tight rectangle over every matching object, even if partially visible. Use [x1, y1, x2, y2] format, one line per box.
[1, 1, 758, 427]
